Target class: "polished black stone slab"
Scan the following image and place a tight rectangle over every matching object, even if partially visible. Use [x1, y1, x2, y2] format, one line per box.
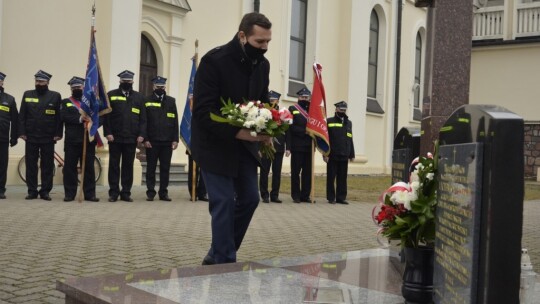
[436, 105, 525, 303]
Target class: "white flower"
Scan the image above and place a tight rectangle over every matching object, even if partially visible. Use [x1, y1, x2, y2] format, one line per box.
[243, 121, 255, 128]
[390, 190, 411, 208]
[426, 173, 434, 180]
[250, 131, 257, 137]
[410, 181, 420, 191]
[246, 101, 254, 109]
[259, 108, 272, 120]
[410, 172, 419, 183]
[416, 163, 424, 171]
[254, 116, 267, 130]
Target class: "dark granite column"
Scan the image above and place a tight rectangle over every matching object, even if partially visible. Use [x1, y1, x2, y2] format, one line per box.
[417, 0, 473, 155]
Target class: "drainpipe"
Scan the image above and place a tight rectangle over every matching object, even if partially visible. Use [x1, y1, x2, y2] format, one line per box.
[393, 0, 403, 138]
[254, 0, 260, 12]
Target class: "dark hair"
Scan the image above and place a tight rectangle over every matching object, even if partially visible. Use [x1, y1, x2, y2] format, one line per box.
[238, 12, 272, 36]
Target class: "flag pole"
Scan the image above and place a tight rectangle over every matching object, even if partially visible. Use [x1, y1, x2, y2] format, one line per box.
[78, 5, 96, 203]
[310, 140, 315, 203]
[191, 39, 199, 202]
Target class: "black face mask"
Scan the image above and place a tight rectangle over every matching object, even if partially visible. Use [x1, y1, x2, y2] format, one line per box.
[119, 82, 133, 91]
[0, 86, 3, 93]
[154, 89, 165, 96]
[244, 41, 267, 61]
[336, 112, 346, 118]
[299, 100, 310, 109]
[72, 89, 83, 99]
[35, 85, 48, 95]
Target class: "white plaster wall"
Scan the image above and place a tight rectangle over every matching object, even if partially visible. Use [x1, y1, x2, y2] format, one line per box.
[470, 44, 540, 121]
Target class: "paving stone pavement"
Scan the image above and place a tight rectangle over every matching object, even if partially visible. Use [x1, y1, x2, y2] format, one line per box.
[0, 185, 538, 304]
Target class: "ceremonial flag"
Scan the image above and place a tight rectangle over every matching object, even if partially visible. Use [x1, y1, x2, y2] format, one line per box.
[180, 57, 197, 153]
[81, 27, 111, 140]
[306, 63, 330, 156]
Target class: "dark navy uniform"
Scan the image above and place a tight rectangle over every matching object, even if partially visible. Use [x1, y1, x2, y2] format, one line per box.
[60, 76, 99, 202]
[326, 101, 355, 204]
[0, 72, 18, 199]
[104, 70, 147, 202]
[144, 76, 179, 201]
[259, 90, 285, 203]
[19, 70, 62, 200]
[286, 87, 313, 203]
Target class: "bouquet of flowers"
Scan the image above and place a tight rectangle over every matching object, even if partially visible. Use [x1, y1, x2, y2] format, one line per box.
[210, 98, 293, 160]
[373, 152, 438, 248]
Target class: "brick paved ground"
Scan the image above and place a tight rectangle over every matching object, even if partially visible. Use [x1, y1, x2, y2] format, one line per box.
[0, 185, 538, 303]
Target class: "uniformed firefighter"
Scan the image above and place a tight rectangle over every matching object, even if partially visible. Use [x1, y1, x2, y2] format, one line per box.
[60, 76, 100, 202]
[0, 72, 18, 199]
[260, 90, 286, 203]
[143, 76, 179, 201]
[104, 70, 146, 202]
[325, 101, 355, 205]
[19, 70, 62, 201]
[286, 87, 313, 203]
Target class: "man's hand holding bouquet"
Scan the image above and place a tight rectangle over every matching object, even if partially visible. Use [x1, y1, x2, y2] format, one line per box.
[210, 98, 293, 160]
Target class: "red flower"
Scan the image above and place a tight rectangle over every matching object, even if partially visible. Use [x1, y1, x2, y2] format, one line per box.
[270, 108, 281, 124]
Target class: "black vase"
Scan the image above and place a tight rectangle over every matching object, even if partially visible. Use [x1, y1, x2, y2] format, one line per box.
[401, 246, 434, 304]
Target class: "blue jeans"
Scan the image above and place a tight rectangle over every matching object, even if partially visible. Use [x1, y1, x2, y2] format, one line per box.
[201, 155, 259, 264]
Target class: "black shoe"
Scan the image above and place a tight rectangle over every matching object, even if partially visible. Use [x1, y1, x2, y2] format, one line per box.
[202, 255, 215, 266]
[40, 194, 52, 201]
[146, 196, 154, 201]
[108, 196, 117, 202]
[0, 193, 5, 199]
[85, 197, 100, 202]
[271, 198, 282, 203]
[327, 200, 336, 204]
[197, 195, 209, 202]
[262, 198, 270, 203]
[293, 199, 301, 204]
[64, 197, 74, 202]
[336, 200, 349, 205]
[25, 194, 38, 200]
[120, 196, 133, 202]
[301, 199, 313, 203]
[159, 196, 172, 201]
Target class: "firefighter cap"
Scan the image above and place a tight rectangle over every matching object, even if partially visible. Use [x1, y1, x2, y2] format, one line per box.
[35, 70, 52, 81]
[117, 70, 135, 80]
[268, 90, 281, 100]
[67, 76, 85, 87]
[152, 76, 167, 85]
[296, 87, 311, 97]
[334, 101, 348, 110]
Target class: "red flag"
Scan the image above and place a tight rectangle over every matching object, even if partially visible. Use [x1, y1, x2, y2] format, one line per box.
[306, 63, 330, 156]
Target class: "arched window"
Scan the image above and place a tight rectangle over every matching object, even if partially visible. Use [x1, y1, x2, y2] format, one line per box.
[367, 10, 379, 100]
[139, 35, 157, 96]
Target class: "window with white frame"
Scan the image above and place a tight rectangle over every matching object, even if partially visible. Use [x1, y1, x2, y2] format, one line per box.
[288, 0, 308, 96]
[413, 32, 422, 121]
[366, 9, 384, 114]
[367, 10, 379, 99]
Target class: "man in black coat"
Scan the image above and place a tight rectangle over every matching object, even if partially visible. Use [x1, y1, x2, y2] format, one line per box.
[286, 87, 314, 203]
[143, 76, 179, 202]
[325, 101, 355, 205]
[259, 90, 286, 203]
[192, 12, 272, 265]
[19, 70, 63, 201]
[0, 72, 18, 199]
[104, 70, 146, 202]
[60, 77, 100, 202]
